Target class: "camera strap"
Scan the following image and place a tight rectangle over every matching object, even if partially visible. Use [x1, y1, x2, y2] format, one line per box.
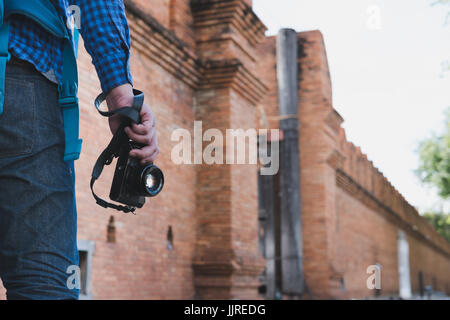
[90, 89, 145, 214]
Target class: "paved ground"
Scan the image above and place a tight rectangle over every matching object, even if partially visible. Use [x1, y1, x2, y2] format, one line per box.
[363, 293, 450, 300]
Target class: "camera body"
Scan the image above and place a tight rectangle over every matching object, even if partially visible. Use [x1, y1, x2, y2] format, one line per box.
[110, 140, 164, 208]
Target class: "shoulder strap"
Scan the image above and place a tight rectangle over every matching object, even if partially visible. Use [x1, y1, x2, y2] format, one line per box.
[0, 0, 4, 26]
[0, 19, 10, 113]
[4, 0, 67, 38]
[59, 33, 82, 162]
[0, 0, 82, 162]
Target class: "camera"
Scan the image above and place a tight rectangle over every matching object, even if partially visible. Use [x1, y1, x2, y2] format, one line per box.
[110, 140, 164, 208]
[91, 89, 163, 213]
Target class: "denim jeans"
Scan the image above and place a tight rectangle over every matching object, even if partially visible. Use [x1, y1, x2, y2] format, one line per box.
[0, 62, 79, 300]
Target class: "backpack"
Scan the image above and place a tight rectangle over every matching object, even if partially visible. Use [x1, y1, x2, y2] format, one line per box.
[0, 0, 82, 162]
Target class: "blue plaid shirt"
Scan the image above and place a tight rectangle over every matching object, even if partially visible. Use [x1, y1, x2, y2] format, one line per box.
[8, 0, 133, 94]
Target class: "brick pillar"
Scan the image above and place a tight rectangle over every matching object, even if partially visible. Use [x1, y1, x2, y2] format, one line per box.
[191, 0, 268, 299]
[297, 30, 341, 299]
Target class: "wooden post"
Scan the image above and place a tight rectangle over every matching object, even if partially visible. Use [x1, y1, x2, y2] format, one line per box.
[276, 28, 304, 296]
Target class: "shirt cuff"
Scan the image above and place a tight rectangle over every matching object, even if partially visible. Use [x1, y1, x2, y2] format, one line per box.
[92, 51, 133, 95]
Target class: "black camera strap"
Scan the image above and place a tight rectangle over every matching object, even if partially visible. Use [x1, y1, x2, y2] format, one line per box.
[90, 89, 145, 214]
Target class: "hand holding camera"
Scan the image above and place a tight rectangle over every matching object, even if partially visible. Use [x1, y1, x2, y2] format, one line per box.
[90, 88, 164, 214]
[106, 84, 159, 165]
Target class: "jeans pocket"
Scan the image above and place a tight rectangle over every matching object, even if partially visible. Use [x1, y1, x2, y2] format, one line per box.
[0, 77, 36, 158]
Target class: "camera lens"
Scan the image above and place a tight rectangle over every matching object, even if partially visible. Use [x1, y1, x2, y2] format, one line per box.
[141, 165, 164, 197]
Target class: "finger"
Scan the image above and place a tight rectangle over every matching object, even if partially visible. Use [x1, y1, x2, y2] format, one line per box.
[125, 126, 154, 145]
[130, 108, 155, 134]
[130, 143, 158, 160]
[130, 122, 148, 135]
[131, 126, 156, 145]
[140, 148, 160, 165]
[130, 120, 155, 136]
[140, 105, 156, 127]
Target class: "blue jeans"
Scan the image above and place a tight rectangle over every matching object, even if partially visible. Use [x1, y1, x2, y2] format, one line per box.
[0, 62, 79, 300]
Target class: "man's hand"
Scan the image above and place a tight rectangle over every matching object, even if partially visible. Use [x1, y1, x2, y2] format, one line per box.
[106, 84, 159, 165]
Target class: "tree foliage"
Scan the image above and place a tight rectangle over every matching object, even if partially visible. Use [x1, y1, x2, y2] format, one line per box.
[423, 211, 450, 241]
[417, 2, 450, 242]
[416, 108, 450, 199]
[417, 109, 450, 241]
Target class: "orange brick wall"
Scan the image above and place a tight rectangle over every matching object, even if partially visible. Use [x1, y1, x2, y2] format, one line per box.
[133, 0, 171, 28]
[77, 33, 198, 299]
[331, 187, 400, 298]
[256, 29, 450, 299]
[295, 30, 450, 299]
[76, 39, 198, 299]
[190, 0, 267, 298]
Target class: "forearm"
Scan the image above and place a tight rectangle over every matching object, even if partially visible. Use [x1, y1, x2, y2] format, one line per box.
[71, 0, 158, 163]
[72, 0, 133, 94]
[106, 83, 134, 111]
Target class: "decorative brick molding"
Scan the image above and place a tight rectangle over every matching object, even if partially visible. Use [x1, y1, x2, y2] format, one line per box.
[191, 2, 268, 299]
[191, 0, 266, 47]
[191, 2, 268, 295]
[125, 0, 267, 105]
[125, 0, 202, 89]
[326, 149, 346, 170]
[200, 59, 267, 104]
[325, 109, 344, 134]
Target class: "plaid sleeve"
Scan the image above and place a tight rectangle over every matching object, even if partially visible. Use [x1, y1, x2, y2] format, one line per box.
[72, 0, 133, 94]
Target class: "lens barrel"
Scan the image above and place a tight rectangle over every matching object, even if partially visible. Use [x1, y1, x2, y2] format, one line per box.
[140, 164, 164, 197]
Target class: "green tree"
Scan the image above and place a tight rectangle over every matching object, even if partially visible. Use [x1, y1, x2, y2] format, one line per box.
[419, 1, 450, 241]
[423, 211, 450, 241]
[416, 109, 450, 241]
[416, 108, 450, 199]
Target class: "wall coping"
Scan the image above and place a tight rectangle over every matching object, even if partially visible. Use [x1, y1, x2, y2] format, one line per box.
[325, 119, 450, 258]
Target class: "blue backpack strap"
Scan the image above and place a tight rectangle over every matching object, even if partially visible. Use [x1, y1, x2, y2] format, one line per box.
[59, 38, 82, 162]
[0, 0, 3, 25]
[0, 20, 10, 114]
[0, 0, 82, 162]
[4, 0, 67, 38]
[73, 27, 79, 58]
[61, 14, 82, 162]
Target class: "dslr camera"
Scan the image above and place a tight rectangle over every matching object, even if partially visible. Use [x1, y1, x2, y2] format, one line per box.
[110, 140, 164, 209]
[91, 89, 164, 213]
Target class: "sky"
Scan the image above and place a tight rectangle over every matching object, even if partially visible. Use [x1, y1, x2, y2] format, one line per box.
[253, 0, 450, 213]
